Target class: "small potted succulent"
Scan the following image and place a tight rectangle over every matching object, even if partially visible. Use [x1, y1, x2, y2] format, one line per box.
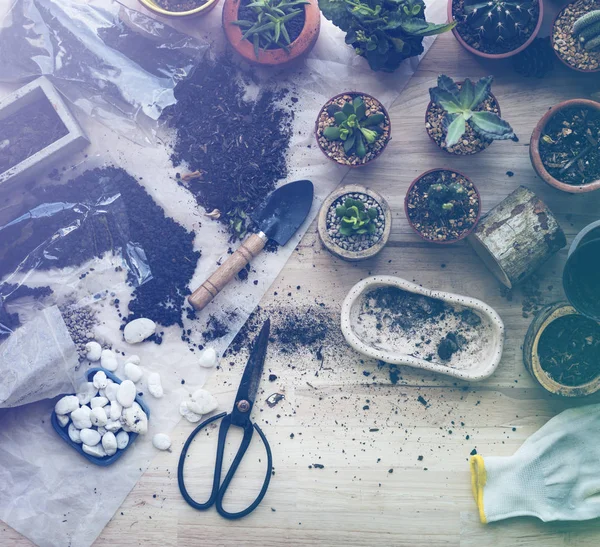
[319, 0, 455, 72]
[223, 0, 321, 65]
[552, 1, 600, 73]
[315, 93, 391, 167]
[138, 0, 220, 17]
[449, 0, 543, 59]
[405, 168, 481, 243]
[317, 184, 392, 261]
[530, 98, 600, 193]
[426, 75, 516, 155]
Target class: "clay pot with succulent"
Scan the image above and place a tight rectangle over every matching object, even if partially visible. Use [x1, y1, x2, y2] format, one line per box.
[316, 93, 391, 166]
[552, 1, 600, 73]
[449, 0, 543, 59]
[223, 0, 320, 65]
[426, 75, 516, 155]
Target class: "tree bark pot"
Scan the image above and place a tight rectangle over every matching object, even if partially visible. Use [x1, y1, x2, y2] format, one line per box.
[447, 0, 544, 59]
[563, 239, 600, 322]
[530, 99, 600, 193]
[138, 0, 220, 18]
[317, 184, 392, 262]
[222, 0, 320, 66]
[467, 186, 566, 288]
[523, 302, 600, 397]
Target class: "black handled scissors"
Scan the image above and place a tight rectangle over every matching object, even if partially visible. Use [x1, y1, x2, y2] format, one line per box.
[178, 319, 273, 519]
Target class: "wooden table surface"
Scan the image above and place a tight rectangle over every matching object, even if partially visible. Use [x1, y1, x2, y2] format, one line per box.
[3, 30, 600, 547]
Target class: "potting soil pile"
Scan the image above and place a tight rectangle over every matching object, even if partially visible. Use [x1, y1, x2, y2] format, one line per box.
[0, 0, 447, 544]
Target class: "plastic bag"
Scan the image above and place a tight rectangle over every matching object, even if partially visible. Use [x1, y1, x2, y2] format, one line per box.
[0, 0, 209, 144]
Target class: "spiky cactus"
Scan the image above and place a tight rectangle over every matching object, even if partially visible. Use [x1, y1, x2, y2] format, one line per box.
[573, 10, 600, 52]
[464, 0, 535, 44]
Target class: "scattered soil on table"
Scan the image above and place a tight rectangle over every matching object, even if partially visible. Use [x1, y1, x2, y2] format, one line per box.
[0, 97, 68, 175]
[452, 0, 540, 55]
[162, 56, 295, 241]
[538, 314, 600, 386]
[316, 94, 390, 166]
[553, 0, 600, 72]
[0, 284, 52, 343]
[539, 106, 600, 186]
[154, 0, 209, 11]
[204, 315, 230, 342]
[406, 170, 479, 242]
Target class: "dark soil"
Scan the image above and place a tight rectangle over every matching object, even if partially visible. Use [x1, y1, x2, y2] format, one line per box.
[154, 0, 209, 11]
[539, 106, 600, 186]
[0, 97, 68, 174]
[162, 57, 294, 241]
[538, 314, 600, 386]
[204, 315, 230, 341]
[406, 170, 480, 242]
[512, 37, 555, 78]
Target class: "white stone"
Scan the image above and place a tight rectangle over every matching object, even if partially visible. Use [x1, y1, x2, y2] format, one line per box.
[97, 426, 107, 437]
[152, 433, 171, 451]
[116, 431, 130, 450]
[198, 347, 218, 369]
[179, 401, 202, 423]
[76, 382, 97, 405]
[68, 423, 81, 443]
[55, 395, 79, 416]
[82, 443, 106, 458]
[147, 373, 163, 399]
[80, 428, 101, 446]
[109, 401, 122, 421]
[125, 355, 141, 366]
[85, 341, 102, 362]
[102, 432, 118, 456]
[124, 362, 143, 383]
[71, 406, 92, 429]
[90, 406, 108, 427]
[57, 413, 70, 428]
[187, 389, 218, 416]
[100, 349, 118, 372]
[92, 370, 108, 390]
[105, 420, 122, 433]
[105, 382, 119, 401]
[90, 396, 108, 409]
[123, 318, 156, 344]
[117, 380, 136, 408]
[121, 405, 148, 434]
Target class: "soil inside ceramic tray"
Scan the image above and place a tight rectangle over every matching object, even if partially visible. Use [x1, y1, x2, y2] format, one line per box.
[406, 171, 479, 242]
[452, 0, 540, 55]
[553, 0, 600, 72]
[154, 0, 209, 11]
[538, 314, 600, 386]
[0, 97, 68, 175]
[238, 0, 306, 49]
[351, 286, 494, 369]
[539, 106, 600, 185]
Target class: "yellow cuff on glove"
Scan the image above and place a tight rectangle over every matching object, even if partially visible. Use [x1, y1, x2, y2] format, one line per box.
[470, 455, 487, 524]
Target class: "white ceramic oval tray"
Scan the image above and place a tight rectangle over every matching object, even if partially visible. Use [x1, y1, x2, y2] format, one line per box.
[340, 276, 505, 381]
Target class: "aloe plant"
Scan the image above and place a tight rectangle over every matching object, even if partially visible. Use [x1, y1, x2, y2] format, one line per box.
[427, 182, 468, 216]
[322, 96, 386, 158]
[336, 198, 379, 236]
[573, 10, 600, 51]
[232, 0, 310, 59]
[429, 75, 515, 148]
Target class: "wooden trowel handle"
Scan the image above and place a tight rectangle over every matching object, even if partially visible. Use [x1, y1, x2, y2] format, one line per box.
[188, 232, 268, 311]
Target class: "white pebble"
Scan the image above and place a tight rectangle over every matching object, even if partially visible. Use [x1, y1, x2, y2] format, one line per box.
[124, 318, 156, 344]
[105, 383, 119, 401]
[117, 380, 136, 408]
[68, 423, 81, 443]
[125, 355, 141, 365]
[97, 426, 107, 436]
[102, 432, 118, 456]
[105, 420, 122, 433]
[55, 395, 80, 416]
[82, 444, 106, 458]
[90, 396, 108, 409]
[100, 349, 118, 372]
[109, 401, 123, 421]
[152, 433, 171, 451]
[80, 428, 101, 446]
[121, 404, 148, 434]
[92, 371, 108, 389]
[85, 341, 102, 362]
[179, 401, 202, 423]
[76, 382, 97, 405]
[147, 373, 163, 399]
[187, 389, 218, 416]
[124, 362, 143, 383]
[57, 414, 70, 428]
[198, 347, 218, 368]
[116, 431, 130, 450]
[71, 406, 92, 429]
[90, 406, 108, 427]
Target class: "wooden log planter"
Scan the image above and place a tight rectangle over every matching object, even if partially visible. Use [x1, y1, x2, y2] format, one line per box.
[467, 186, 566, 288]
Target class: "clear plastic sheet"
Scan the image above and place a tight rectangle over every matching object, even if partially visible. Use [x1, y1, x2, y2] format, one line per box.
[0, 0, 208, 144]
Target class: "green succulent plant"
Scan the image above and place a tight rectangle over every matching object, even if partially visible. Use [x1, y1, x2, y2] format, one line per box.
[322, 96, 386, 158]
[335, 198, 379, 236]
[429, 74, 516, 148]
[232, 0, 310, 59]
[573, 10, 600, 51]
[464, 0, 535, 45]
[427, 181, 469, 216]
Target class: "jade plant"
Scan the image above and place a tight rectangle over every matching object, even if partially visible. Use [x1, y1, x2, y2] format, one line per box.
[323, 96, 386, 158]
[573, 10, 600, 51]
[464, 0, 535, 44]
[336, 198, 379, 235]
[429, 75, 515, 148]
[427, 182, 468, 216]
[232, 0, 310, 59]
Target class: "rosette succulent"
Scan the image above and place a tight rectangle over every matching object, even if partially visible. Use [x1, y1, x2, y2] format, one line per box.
[463, 0, 536, 45]
[336, 198, 379, 235]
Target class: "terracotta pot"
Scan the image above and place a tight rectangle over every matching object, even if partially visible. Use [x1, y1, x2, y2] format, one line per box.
[138, 0, 220, 18]
[317, 184, 392, 262]
[404, 168, 482, 245]
[447, 0, 544, 59]
[315, 92, 392, 168]
[530, 99, 600, 193]
[550, 3, 600, 74]
[222, 0, 320, 66]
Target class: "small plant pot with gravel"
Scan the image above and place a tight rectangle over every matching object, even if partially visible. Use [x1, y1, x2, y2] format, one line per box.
[315, 92, 391, 167]
[551, 0, 600, 73]
[317, 184, 392, 261]
[138, 0, 220, 18]
[405, 168, 481, 244]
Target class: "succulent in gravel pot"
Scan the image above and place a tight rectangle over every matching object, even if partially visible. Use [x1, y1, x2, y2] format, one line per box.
[425, 75, 516, 155]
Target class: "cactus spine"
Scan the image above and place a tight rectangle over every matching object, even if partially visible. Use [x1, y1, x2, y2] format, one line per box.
[573, 10, 600, 51]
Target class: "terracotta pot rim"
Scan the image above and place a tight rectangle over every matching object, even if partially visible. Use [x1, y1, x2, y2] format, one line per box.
[137, 0, 219, 17]
[550, 2, 600, 74]
[404, 168, 482, 245]
[222, 0, 320, 66]
[448, 0, 544, 59]
[315, 91, 392, 169]
[530, 98, 600, 193]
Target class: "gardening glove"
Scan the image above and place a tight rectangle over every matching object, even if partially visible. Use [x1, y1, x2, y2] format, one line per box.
[470, 404, 600, 524]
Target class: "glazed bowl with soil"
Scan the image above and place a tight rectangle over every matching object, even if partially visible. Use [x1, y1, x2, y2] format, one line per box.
[448, 0, 543, 59]
[138, 0, 220, 17]
[405, 169, 481, 244]
[563, 239, 600, 322]
[317, 184, 392, 262]
[530, 99, 600, 193]
[340, 276, 505, 382]
[315, 92, 391, 167]
[222, 0, 320, 66]
[551, 0, 600, 73]
[524, 302, 600, 397]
